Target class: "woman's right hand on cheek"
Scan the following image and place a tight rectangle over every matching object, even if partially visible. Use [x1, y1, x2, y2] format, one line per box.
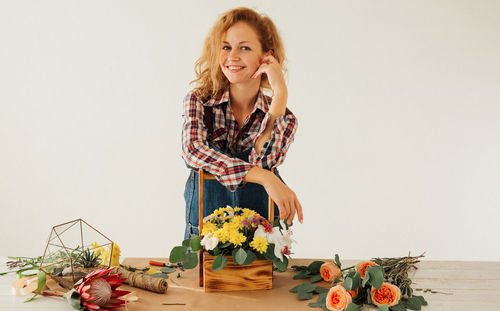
[263, 174, 303, 226]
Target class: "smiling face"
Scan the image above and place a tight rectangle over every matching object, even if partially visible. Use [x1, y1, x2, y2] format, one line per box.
[219, 22, 266, 86]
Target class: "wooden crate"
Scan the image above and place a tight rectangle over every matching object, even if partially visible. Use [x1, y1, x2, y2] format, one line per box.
[203, 253, 273, 292]
[198, 169, 276, 291]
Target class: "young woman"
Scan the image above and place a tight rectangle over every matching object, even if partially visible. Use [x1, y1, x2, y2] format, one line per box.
[182, 7, 303, 239]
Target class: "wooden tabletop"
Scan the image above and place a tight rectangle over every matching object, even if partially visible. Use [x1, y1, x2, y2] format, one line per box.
[1, 257, 500, 310]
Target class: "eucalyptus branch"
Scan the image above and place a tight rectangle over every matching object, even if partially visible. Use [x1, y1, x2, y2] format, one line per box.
[371, 251, 426, 298]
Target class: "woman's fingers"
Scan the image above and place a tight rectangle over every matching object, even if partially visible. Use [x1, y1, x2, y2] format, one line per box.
[251, 63, 269, 79]
[295, 196, 303, 224]
[288, 200, 296, 225]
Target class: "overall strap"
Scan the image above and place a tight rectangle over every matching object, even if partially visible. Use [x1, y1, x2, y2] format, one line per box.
[203, 106, 214, 139]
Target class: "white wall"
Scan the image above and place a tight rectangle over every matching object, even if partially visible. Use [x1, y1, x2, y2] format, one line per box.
[1, 0, 499, 262]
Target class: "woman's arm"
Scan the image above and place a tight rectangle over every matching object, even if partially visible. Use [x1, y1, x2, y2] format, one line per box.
[253, 91, 288, 154]
[244, 166, 303, 225]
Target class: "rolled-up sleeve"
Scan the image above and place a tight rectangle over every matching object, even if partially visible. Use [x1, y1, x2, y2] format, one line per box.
[249, 109, 298, 169]
[182, 91, 253, 192]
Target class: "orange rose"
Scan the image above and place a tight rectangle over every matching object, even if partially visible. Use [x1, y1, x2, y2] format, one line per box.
[370, 282, 401, 307]
[320, 262, 341, 282]
[338, 281, 358, 298]
[326, 285, 352, 311]
[354, 261, 377, 279]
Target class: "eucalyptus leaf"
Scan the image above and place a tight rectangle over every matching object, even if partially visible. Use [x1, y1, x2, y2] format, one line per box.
[182, 239, 191, 247]
[149, 273, 169, 279]
[289, 284, 302, 293]
[161, 267, 176, 274]
[378, 304, 389, 311]
[362, 272, 370, 287]
[234, 248, 247, 265]
[212, 254, 227, 272]
[314, 286, 329, 294]
[296, 283, 316, 293]
[242, 250, 256, 265]
[310, 274, 323, 283]
[274, 256, 288, 272]
[366, 265, 384, 290]
[298, 291, 314, 300]
[351, 271, 361, 289]
[343, 276, 354, 290]
[406, 297, 422, 310]
[345, 303, 359, 311]
[307, 261, 325, 274]
[169, 246, 188, 263]
[308, 302, 323, 307]
[190, 237, 201, 252]
[412, 295, 428, 306]
[293, 270, 310, 279]
[334, 254, 342, 269]
[391, 304, 407, 311]
[264, 244, 278, 261]
[183, 252, 198, 269]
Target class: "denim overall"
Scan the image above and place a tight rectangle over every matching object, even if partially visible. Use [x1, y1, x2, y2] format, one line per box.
[184, 143, 282, 239]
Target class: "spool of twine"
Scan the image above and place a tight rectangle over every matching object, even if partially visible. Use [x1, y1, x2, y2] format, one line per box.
[112, 267, 168, 294]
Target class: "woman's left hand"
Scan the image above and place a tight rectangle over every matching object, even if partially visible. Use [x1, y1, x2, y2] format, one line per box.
[251, 55, 287, 95]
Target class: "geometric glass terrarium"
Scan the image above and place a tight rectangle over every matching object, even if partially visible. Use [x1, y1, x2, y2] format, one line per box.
[39, 219, 114, 289]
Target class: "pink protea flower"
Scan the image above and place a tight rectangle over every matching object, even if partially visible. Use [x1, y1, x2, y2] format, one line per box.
[67, 267, 129, 311]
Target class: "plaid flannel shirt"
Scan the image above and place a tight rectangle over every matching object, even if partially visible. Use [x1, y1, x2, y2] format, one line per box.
[182, 88, 298, 192]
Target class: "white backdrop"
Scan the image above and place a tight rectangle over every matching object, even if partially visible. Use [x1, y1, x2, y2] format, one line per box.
[1, 0, 499, 262]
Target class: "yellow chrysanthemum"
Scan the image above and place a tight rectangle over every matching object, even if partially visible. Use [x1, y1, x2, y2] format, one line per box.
[229, 231, 247, 247]
[241, 208, 257, 219]
[214, 225, 230, 243]
[229, 215, 245, 230]
[202, 222, 218, 236]
[250, 236, 269, 254]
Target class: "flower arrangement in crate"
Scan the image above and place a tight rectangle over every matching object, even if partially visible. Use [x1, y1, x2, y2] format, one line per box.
[169, 206, 294, 291]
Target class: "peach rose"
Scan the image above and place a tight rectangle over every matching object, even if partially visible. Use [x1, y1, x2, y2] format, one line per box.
[370, 282, 402, 307]
[354, 261, 377, 279]
[326, 285, 352, 311]
[320, 262, 341, 282]
[338, 281, 358, 298]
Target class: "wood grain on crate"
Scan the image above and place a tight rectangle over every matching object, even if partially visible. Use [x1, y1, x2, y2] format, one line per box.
[203, 253, 273, 292]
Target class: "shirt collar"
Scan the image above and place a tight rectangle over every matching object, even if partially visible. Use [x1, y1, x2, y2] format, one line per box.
[204, 88, 269, 113]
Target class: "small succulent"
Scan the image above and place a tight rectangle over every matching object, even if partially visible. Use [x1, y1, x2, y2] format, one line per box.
[79, 249, 102, 268]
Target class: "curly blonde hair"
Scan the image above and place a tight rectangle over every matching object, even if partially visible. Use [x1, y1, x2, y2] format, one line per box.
[191, 7, 287, 101]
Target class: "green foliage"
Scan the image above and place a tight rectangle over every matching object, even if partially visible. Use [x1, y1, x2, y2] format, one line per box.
[405, 297, 423, 310]
[169, 246, 188, 263]
[182, 253, 198, 269]
[161, 267, 176, 274]
[346, 303, 359, 311]
[307, 261, 325, 274]
[212, 254, 227, 272]
[241, 250, 256, 265]
[24, 270, 46, 302]
[334, 254, 342, 269]
[366, 265, 384, 290]
[378, 304, 389, 311]
[190, 237, 201, 252]
[149, 273, 169, 279]
[291, 260, 325, 282]
[80, 248, 101, 268]
[233, 248, 247, 265]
